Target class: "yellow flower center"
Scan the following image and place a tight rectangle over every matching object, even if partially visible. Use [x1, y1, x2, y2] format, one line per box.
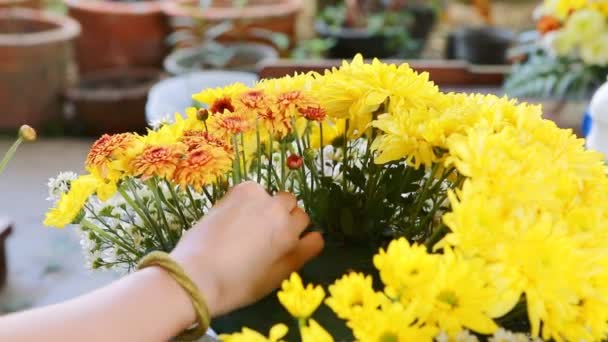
[437, 290, 459, 309]
[380, 332, 399, 342]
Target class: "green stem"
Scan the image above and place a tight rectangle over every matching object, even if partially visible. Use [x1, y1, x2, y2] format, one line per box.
[165, 180, 190, 229]
[256, 120, 262, 183]
[232, 135, 242, 185]
[81, 218, 139, 256]
[0, 138, 22, 175]
[425, 224, 449, 251]
[319, 122, 324, 178]
[267, 133, 274, 192]
[148, 179, 179, 246]
[342, 120, 349, 190]
[186, 187, 203, 218]
[121, 181, 169, 251]
[280, 142, 286, 191]
[240, 133, 247, 181]
[84, 204, 140, 254]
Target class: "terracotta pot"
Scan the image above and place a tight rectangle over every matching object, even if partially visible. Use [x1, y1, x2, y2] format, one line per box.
[66, 0, 170, 73]
[0, 0, 41, 9]
[0, 9, 80, 131]
[64, 68, 163, 136]
[163, 0, 302, 49]
[163, 42, 278, 75]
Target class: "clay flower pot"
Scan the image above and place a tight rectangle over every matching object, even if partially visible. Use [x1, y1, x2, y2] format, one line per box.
[65, 68, 163, 136]
[0, 8, 80, 130]
[66, 0, 170, 73]
[163, 0, 302, 48]
[0, 0, 41, 9]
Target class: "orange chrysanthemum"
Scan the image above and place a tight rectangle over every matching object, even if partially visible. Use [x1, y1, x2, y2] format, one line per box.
[129, 144, 185, 180]
[236, 90, 272, 114]
[299, 105, 327, 121]
[208, 110, 254, 138]
[85, 133, 137, 171]
[172, 145, 233, 192]
[259, 108, 292, 139]
[537, 15, 561, 35]
[181, 130, 233, 153]
[277, 91, 317, 115]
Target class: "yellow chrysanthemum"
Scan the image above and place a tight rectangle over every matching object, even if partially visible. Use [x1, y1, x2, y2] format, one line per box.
[277, 273, 325, 319]
[348, 301, 438, 342]
[300, 319, 334, 342]
[309, 118, 347, 148]
[219, 323, 288, 342]
[192, 82, 250, 114]
[207, 109, 255, 139]
[313, 54, 439, 137]
[373, 238, 439, 302]
[325, 272, 387, 320]
[44, 174, 101, 228]
[417, 249, 507, 336]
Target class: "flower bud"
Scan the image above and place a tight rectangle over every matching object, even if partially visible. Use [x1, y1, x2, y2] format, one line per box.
[287, 154, 304, 170]
[197, 108, 209, 121]
[19, 125, 37, 142]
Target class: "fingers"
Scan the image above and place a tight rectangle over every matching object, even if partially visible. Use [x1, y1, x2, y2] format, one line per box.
[289, 207, 310, 236]
[215, 181, 269, 210]
[273, 192, 298, 213]
[272, 232, 325, 281]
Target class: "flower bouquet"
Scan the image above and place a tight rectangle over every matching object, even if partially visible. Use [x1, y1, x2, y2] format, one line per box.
[505, 0, 608, 99]
[45, 56, 608, 341]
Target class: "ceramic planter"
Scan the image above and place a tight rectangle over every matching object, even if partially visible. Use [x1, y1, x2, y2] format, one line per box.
[162, 0, 302, 49]
[0, 8, 80, 130]
[315, 21, 393, 59]
[65, 0, 169, 73]
[163, 42, 278, 75]
[65, 68, 163, 136]
[447, 27, 514, 65]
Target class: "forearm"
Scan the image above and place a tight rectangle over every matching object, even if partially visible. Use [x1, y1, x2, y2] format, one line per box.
[0, 268, 199, 342]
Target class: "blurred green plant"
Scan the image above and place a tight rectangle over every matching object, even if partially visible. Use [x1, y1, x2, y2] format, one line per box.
[290, 38, 336, 60]
[505, 51, 608, 100]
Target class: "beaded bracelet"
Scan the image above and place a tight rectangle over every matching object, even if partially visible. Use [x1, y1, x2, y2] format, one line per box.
[138, 251, 211, 341]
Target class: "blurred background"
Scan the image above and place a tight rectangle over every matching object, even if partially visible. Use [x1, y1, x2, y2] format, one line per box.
[0, 0, 592, 316]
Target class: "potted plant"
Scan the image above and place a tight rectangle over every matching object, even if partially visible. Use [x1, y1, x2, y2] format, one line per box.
[504, 0, 608, 123]
[0, 8, 80, 131]
[44, 57, 608, 342]
[162, 0, 303, 49]
[446, 26, 515, 65]
[163, 19, 280, 75]
[315, 0, 438, 59]
[64, 68, 163, 136]
[65, 0, 169, 73]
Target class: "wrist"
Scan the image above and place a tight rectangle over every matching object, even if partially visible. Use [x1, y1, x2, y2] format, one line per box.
[170, 250, 221, 317]
[138, 267, 196, 330]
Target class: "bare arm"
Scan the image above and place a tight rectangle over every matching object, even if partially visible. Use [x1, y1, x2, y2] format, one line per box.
[0, 182, 324, 341]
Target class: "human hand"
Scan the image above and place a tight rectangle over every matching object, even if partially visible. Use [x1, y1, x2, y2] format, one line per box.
[170, 181, 325, 318]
